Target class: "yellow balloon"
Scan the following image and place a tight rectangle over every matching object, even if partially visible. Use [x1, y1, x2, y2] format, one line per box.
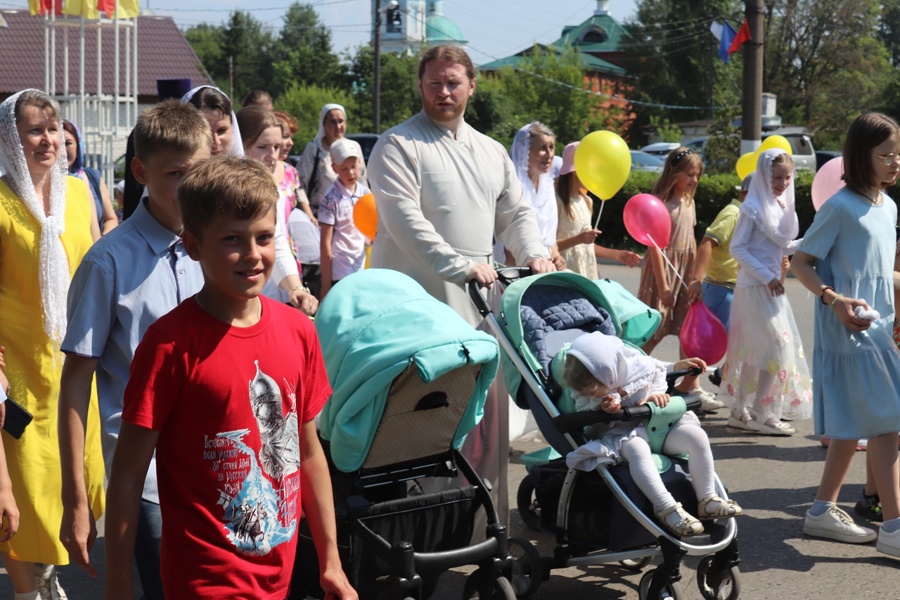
[736, 151, 757, 180]
[573, 131, 632, 200]
[760, 134, 793, 154]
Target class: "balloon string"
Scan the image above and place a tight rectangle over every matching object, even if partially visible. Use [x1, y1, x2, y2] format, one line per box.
[647, 233, 688, 320]
[593, 200, 605, 230]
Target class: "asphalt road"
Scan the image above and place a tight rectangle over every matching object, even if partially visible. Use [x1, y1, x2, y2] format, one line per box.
[4, 262, 896, 599]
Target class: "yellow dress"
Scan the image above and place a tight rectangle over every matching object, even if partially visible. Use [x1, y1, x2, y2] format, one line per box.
[0, 178, 105, 564]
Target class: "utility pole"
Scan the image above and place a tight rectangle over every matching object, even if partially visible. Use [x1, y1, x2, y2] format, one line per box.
[373, 0, 382, 134]
[740, 0, 764, 155]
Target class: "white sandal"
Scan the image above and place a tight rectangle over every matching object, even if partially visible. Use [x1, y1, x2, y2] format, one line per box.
[657, 502, 704, 537]
[698, 494, 743, 520]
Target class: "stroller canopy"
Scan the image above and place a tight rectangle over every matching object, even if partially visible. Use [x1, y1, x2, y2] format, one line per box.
[315, 269, 500, 472]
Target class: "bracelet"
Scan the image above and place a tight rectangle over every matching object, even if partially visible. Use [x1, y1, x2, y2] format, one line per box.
[831, 293, 843, 308]
[819, 285, 834, 305]
[290, 285, 309, 295]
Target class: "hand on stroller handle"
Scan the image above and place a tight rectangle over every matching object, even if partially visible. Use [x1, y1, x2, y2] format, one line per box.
[468, 266, 534, 316]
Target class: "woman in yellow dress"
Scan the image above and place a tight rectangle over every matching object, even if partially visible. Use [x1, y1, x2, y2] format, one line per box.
[0, 89, 105, 599]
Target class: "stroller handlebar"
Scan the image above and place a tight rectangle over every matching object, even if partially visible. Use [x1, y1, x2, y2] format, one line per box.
[467, 266, 534, 317]
[551, 396, 703, 434]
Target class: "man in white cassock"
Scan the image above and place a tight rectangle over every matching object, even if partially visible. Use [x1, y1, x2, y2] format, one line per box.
[368, 44, 555, 529]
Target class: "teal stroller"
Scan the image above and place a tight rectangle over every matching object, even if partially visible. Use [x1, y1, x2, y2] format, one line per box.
[292, 269, 517, 600]
[468, 269, 741, 600]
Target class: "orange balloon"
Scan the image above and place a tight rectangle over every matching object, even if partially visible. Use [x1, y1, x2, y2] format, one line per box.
[353, 193, 377, 241]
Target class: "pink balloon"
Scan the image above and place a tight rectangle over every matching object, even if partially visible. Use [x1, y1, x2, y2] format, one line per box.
[811, 156, 845, 211]
[623, 193, 671, 248]
[679, 301, 728, 365]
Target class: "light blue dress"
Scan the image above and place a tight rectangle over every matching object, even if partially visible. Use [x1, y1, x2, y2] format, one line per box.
[798, 187, 900, 438]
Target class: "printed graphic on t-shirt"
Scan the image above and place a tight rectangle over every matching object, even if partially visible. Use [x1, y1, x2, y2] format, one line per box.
[206, 361, 300, 556]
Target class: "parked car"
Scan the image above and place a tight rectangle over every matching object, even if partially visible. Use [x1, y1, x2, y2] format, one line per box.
[640, 142, 679, 158]
[685, 131, 816, 171]
[346, 133, 380, 163]
[630, 150, 665, 173]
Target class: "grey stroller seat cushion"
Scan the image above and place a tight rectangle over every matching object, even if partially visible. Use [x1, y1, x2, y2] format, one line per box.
[520, 285, 616, 375]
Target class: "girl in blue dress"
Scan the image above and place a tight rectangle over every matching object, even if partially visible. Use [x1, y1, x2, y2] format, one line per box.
[791, 113, 900, 557]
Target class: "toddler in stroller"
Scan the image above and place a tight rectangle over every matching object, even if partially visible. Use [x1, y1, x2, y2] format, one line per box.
[470, 269, 742, 600]
[563, 331, 743, 537]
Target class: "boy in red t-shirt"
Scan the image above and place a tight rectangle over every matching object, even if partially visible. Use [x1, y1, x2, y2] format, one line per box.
[105, 157, 356, 600]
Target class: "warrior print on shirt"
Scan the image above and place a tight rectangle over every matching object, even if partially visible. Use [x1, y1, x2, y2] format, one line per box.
[210, 361, 301, 556]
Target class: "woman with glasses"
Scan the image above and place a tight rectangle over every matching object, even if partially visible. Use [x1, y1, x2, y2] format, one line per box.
[791, 113, 900, 555]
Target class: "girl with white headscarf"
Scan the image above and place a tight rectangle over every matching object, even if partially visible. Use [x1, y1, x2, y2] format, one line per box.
[563, 332, 741, 537]
[0, 89, 105, 598]
[296, 103, 368, 216]
[718, 148, 813, 435]
[493, 122, 566, 269]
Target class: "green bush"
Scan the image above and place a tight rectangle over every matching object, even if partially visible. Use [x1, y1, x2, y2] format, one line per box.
[591, 170, 817, 251]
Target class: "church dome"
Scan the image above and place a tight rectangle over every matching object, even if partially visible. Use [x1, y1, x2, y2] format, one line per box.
[425, 1, 466, 44]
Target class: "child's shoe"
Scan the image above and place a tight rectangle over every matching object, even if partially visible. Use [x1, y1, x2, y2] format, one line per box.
[657, 502, 704, 537]
[855, 492, 883, 522]
[698, 494, 743, 520]
[747, 417, 795, 436]
[803, 505, 876, 543]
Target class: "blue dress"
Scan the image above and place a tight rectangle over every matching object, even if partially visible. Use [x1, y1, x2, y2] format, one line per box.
[798, 188, 900, 438]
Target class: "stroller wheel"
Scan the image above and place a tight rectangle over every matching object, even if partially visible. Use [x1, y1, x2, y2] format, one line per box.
[515, 477, 541, 531]
[507, 537, 543, 598]
[697, 556, 741, 600]
[638, 569, 684, 600]
[462, 570, 516, 600]
[618, 556, 652, 572]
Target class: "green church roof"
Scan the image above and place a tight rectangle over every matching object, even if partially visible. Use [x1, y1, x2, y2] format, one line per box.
[552, 13, 632, 53]
[479, 45, 626, 77]
[479, 10, 632, 76]
[426, 14, 466, 43]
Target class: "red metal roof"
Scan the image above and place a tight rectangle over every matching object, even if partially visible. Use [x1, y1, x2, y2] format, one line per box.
[0, 9, 212, 101]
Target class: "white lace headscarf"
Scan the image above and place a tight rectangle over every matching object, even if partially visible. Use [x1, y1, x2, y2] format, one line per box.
[314, 103, 346, 149]
[568, 332, 663, 402]
[0, 89, 71, 346]
[740, 148, 798, 248]
[509, 121, 558, 246]
[181, 85, 244, 157]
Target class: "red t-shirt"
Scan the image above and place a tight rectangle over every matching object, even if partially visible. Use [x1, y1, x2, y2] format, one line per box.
[123, 296, 331, 599]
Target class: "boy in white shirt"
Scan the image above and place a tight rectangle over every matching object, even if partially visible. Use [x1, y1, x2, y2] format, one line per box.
[318, 138, 370, 299]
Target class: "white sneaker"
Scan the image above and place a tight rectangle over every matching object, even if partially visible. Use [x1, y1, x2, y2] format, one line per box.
[803, 506, 877, 544]
[877, 525, 900, 558]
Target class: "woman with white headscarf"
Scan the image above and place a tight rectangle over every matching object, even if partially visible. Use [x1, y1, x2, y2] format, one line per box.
[0, 89, 105, 598]
[296, 103, 368, 216]
[493, 122, 566, 269]
[181, 84, 244, 157]
[717, 148, 813, 435]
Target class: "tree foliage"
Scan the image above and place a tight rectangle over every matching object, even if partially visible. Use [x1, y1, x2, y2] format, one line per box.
[764, 0, 889, 146]
[622, 0, 741, 138]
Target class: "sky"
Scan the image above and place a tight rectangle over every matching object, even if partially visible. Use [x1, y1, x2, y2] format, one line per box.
[0, 0, 639, 65]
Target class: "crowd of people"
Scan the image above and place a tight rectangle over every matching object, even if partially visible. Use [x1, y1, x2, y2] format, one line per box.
[0, 43, 899, 599]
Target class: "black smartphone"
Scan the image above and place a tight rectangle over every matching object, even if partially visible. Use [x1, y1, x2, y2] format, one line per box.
[3, 396, 33, 440]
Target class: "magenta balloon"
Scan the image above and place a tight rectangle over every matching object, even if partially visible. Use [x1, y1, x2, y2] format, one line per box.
[811, 156, 845, 211]
[623, 193, 671, 248]
[679, 301, 728, 365]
